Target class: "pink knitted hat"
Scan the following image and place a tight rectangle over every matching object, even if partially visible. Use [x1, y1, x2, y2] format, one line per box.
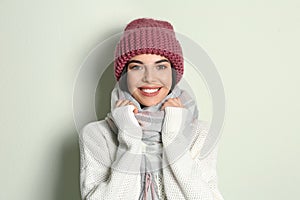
[114, 18, 184, 83]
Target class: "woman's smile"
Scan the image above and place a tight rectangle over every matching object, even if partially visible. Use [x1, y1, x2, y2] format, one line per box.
[131, 86, 170, 106]
[138, 86, 161, 97]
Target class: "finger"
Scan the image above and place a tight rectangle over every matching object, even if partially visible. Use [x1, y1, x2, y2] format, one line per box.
[171, 98, 183, 107]
[119, 100, 130, 107]
[166, 99, 178, 106]
[115, 100, 129, 107]
[161, 99, 181, 109]
[115, 100, 123, 107]
[128, 101, 136, 107]
[128, 102, 139, 113]
[161, 101, 170, 110]
[167, 98, 176, 101]
[174, 98, 183, 107]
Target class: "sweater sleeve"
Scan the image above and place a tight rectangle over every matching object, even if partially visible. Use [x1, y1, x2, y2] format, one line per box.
[161, 107, 224, 200]
[79, 105, 143, 200]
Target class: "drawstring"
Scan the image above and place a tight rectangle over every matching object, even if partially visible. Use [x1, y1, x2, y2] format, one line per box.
[143, 172, 155, 200]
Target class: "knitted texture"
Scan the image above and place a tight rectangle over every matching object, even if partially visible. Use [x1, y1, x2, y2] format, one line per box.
[79, 84, 224, 199]
[114, 18, 184, 83]
[79, 118, 224, 200]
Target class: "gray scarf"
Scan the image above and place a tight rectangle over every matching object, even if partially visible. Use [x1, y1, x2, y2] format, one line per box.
[106, 83, 198, 199]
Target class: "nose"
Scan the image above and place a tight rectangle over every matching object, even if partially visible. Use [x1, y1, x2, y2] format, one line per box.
[143, 68, 155, 82]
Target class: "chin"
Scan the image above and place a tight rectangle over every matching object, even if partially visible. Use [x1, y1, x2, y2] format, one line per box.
[139, 100, 159, 107]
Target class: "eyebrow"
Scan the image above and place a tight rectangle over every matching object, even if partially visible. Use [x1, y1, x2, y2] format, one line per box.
[127, 59, 170, 65]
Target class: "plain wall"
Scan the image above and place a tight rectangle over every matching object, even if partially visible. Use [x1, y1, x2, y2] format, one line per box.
[1, 0, 299, 199]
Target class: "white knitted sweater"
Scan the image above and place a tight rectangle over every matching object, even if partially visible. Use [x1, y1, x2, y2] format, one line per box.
[79, 105, 224, 200]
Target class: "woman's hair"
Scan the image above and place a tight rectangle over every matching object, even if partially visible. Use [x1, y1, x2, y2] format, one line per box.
[118, 62, 177, 94]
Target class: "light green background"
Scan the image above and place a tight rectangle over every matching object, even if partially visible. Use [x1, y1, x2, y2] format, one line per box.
[1, 0, 299, 199]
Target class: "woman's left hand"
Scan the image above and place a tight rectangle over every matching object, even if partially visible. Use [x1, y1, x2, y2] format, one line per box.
[161, 97, 184, 110]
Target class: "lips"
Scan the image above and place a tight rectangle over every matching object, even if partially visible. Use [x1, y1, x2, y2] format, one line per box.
[139, 86, 161, 97]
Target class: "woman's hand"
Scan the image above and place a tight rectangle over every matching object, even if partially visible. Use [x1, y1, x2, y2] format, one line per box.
[161, 97, 184, 110]
[111, 99, 141, 131]
[115, 100, 139, 114]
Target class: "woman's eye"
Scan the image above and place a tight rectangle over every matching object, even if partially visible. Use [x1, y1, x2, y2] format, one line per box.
[157, 65, 167, 70]
[129, 65, 142, 70]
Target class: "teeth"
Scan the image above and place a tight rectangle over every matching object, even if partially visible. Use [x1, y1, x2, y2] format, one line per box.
[141, 88, 159, 93]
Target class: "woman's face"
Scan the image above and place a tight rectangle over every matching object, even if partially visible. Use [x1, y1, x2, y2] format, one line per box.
[125, 54, 173, 107]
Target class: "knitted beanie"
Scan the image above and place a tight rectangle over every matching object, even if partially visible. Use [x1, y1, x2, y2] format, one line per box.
[114, 18, 184, 83]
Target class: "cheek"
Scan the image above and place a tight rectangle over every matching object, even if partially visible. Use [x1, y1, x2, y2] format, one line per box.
[159, 71, 173, 88]
[126, 73, 140, 92]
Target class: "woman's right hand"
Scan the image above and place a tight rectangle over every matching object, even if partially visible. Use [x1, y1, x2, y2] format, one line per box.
[112, 99, 142, 138]
[115, 100, 139, 114]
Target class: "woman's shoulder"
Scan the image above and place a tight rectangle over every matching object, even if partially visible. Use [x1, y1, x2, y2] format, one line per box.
[79, 120, 118, 166]
[80, 120, 109, 135]
[80, 119, 110, 131]
[79, 119, 117, 145]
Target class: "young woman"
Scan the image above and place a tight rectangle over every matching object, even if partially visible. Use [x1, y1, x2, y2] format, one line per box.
[79, 18, 224, 200]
